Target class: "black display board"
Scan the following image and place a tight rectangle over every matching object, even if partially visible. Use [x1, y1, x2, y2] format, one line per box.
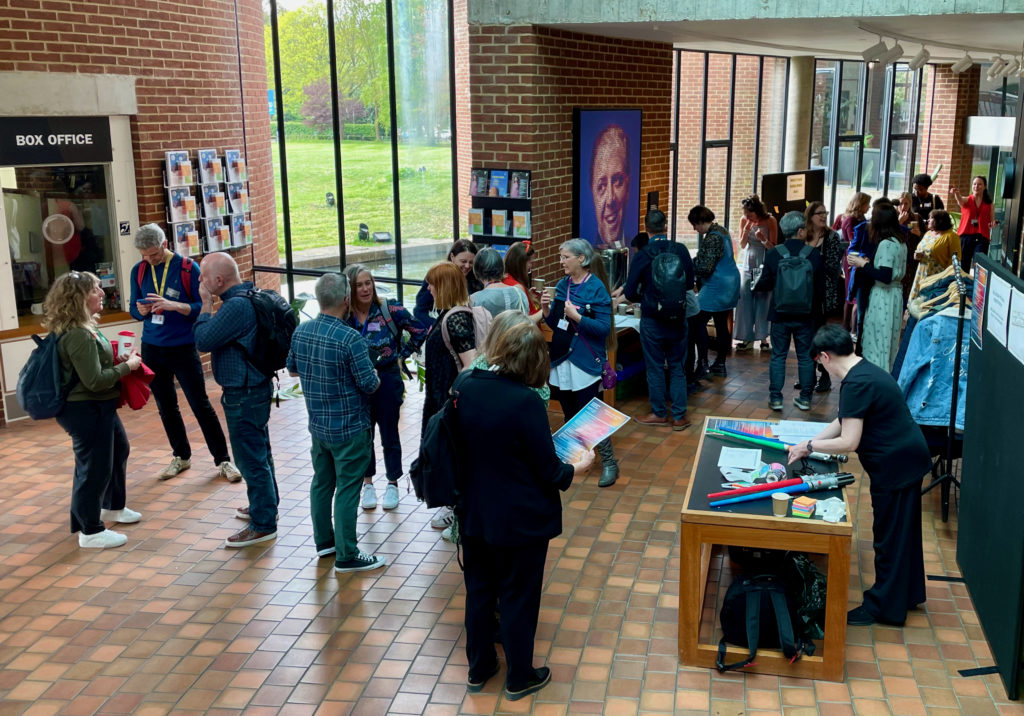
[759, 169, 825, 219]
[958, 252, 1024, 700]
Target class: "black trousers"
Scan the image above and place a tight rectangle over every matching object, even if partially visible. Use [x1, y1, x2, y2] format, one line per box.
[960, 233, 989, 272]
[697, 309, 731, 366]
[862, 481, 927, 625]
[142, 342, 229, 465]
[463, 535, 547, 690]
[551, 378, 602, 424]
[56, 398, 129, 535]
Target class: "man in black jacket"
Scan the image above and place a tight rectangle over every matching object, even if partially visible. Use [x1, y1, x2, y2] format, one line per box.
[753, 210, 825, 412]
[621, 210, 695, 430]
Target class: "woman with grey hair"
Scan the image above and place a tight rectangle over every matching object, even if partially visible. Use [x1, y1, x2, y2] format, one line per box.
[540, 239, 620, 487]
[342, 264, 426, 511]
[469, 247, 529, 317]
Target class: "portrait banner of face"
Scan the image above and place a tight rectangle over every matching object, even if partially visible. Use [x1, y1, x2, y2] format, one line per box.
[574, 109, 642, 249]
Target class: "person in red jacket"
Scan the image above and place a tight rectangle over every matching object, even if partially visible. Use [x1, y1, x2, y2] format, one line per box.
[951, 176, 994, 271]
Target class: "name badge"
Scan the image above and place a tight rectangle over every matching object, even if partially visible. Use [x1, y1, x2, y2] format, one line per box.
[367, 321, 382, 332]
[557, 318, 569, 331]
[151, 314, 165, 325]
[166, 287, 180, 299]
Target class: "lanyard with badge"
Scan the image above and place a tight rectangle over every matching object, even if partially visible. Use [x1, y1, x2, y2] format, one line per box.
[150, 254, 172, 325]
[558, 273, 590, 331]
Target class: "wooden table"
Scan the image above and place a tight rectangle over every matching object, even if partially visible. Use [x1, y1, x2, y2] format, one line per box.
[678, 417, 854, 682]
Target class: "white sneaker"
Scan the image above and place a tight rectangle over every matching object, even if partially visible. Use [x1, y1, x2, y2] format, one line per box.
[79, 529, 127, 549]
[441, 525, 455, 543]
[361, 483, 377, 510]
[382, 483, 400, 510]
[217, 460, 243, 483]
[159, 456, 191, 480]
[101, 507, 141, 524]
[430, 506, 454, 529]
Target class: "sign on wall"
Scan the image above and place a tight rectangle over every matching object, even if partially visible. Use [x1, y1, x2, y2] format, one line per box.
[0, 117, 112, 166]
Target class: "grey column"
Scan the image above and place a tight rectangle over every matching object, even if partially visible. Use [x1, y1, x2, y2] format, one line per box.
[785, 56, 815, 172]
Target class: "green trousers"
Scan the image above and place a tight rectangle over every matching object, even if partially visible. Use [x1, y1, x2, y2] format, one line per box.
[310, 431, 372, 561]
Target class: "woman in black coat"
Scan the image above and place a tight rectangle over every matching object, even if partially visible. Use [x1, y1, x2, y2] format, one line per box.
[454, 318, 593, 701]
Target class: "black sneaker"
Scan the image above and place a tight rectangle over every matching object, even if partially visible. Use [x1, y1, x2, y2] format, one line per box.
[505, 666, 551, 701]
[847, 605, 875, 626]
[466, 662, 500, 693]
[709, 362, 727, 377]
[316, 543, 336, 558]
[815, 375, 832, 392]
[334, 551, 386, 573]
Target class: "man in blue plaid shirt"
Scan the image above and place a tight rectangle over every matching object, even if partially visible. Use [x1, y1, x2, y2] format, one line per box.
[287, 273, 383, 573]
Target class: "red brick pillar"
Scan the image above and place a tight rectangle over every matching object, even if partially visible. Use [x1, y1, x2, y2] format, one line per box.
[917, 65, 980, 205]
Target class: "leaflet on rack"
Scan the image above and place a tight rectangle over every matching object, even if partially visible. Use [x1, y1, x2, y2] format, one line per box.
[552, 398, 630, 463]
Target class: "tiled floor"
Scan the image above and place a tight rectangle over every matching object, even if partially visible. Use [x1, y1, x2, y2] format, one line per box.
[0, 347, 1016, 715]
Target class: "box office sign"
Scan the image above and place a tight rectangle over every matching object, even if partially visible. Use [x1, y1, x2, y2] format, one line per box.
[0, 117, 112, 166]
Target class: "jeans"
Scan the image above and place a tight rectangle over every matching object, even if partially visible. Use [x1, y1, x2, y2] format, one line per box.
[639, 316, 688, 419]
[310, 431, 372, 560]
[769, 319, 815, 401]
[56, 398, 129, 535]
[142, 342, 230, 465]
[697, 309, 732, 365]
[365, 364, 404, 481]
[221, 382, 278, 532]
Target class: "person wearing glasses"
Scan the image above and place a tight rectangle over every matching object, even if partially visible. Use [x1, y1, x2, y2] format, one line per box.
[801, 202, 844, 392]
[46, 271, 144, 549]
[788, 325, 930, 627]
[735, 195, 777, 352]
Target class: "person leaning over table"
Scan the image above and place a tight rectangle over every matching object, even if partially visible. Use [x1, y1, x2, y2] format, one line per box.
[46, 271, 144, 549]
[788, 324, 931, 627]
[455, 315, 594, 701]
[540, 238, 619, 488]
[343, 263, 426, 512]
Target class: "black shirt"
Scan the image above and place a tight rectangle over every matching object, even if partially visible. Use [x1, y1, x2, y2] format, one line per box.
[838, 359, 932, 491]
[912, 193, 944, 234]
[752, 238, 825, 322]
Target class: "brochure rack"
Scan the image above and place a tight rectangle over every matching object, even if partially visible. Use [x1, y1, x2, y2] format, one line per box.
[469, 168, 531, 251]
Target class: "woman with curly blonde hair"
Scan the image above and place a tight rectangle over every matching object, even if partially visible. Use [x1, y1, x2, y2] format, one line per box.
[45, 271, 143, 549]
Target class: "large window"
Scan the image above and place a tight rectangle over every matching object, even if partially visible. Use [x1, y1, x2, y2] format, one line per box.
[263, 0, 456, 303]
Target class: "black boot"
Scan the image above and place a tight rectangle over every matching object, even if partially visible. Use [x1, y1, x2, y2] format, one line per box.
[814, 365, 832, 393]
[595, 438, 618, 488]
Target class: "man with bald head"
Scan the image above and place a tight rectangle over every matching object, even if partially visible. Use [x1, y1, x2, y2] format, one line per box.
[194, 252, 280, 548]
[590, 124, 631, 248]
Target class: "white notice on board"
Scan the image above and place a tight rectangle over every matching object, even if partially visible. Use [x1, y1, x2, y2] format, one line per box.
[786, 174, 805, 201]
[1008, 287, 1024, 366]
[988, 273, 1011, 347]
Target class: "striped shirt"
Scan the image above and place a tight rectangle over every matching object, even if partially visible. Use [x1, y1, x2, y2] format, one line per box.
[286, 313, 380, 444]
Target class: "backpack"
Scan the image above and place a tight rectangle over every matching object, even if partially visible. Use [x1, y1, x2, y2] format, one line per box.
[237, 288, 298, 377]
[410, 372, 470, 508]
[135, 257, 194, 302]
[773, 244, 815, 314]
[439, 305, 491, 367]
[716, 573, 812, 672]
[645, 242, 689, 319]
[16, 333, 78, 420]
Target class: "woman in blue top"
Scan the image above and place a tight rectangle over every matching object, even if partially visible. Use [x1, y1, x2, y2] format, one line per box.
[344, 264, 427, 511]
[689, 205, 740, 377]
[541, 239, 619, 487]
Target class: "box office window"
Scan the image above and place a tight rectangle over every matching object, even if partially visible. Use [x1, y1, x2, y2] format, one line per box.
[1, 163, 120, 328]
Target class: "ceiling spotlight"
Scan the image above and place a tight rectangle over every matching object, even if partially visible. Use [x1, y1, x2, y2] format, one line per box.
[986, 56, 1008, 80]
[1000, 58, 1021, 78]
[950, 54, 974, 74]
[878, 42, 905, 66]
[908, 47, 930, 71]
[862, 38, 889, 64]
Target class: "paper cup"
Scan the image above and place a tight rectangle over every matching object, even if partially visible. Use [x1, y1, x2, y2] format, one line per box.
[771, 492, 791, 517]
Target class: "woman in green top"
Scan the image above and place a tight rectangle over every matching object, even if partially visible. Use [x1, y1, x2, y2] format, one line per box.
[46, 272, 143, 549]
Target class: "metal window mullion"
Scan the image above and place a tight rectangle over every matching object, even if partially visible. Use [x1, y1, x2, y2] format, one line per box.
[698, 52, 709, 207]
[754, 56, 763, 195]
[447, 0, 459, 246]
[724, 54, 736, 222]
[880, 65, 896, 195]
[385, 0, 403, 283]
[779, 57, 790, 172]
[268, 0, 294, 300]
[326, 0, 347, 270]
[828, 62, 843, 216]
[670, 49, 682, 241]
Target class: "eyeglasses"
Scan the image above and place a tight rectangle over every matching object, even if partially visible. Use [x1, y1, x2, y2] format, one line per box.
[813, 210, 828, 216]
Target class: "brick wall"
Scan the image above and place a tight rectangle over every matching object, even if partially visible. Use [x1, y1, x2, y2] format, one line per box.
[917, 65, 980, 204]
[467, 25, 673, 279]
[0, 0, 276, 291]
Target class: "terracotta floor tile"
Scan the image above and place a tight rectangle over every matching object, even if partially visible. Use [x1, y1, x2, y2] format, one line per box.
[0, 363, 998, 714]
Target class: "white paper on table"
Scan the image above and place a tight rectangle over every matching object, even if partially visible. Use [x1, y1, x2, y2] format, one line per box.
[614, 314, 641, 332]
[1007, 288, 1024, 366]
[772, 420, 831, 443]
[717, 447, 762, 470]
[988, 273, 1011, 347]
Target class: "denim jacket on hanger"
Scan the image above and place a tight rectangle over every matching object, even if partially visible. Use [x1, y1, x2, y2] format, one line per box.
[896, 312, 971, 431]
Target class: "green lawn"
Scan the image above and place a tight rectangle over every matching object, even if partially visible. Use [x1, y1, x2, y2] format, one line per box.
[272, 139, 455, 254]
